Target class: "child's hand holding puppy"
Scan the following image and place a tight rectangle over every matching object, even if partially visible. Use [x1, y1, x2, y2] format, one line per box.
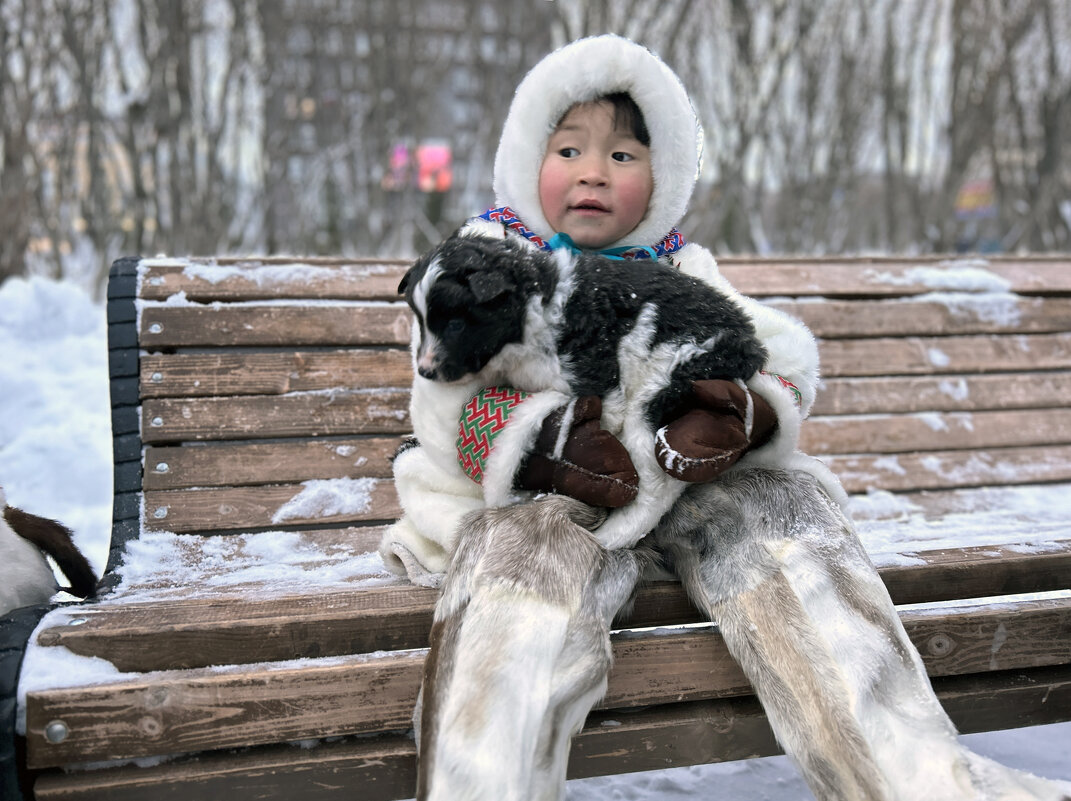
[655, 379, 778, 483]
[516, 396, 640, 508]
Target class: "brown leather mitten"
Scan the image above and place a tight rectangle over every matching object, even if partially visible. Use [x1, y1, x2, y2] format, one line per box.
[654, 379, 778, 483]
[516, 396, 639, 508]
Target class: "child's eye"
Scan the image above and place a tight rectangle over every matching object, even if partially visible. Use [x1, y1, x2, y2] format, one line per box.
[612, 151, 635, 163]
[558, 147, 580, 158]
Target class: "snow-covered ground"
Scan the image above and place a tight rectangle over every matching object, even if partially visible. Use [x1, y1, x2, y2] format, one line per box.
[1, 274, 1068, 797]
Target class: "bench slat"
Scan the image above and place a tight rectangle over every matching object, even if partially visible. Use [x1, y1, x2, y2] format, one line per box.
[140, 305, 412, 348]
[717, 257, 1071, 296]
[140, 396, 1070, 451]
[769, 297, 1071, 339]
[135, 339, 1071, 420]
[813, 372, 1071, 414]
[30, 665, 1071, 801]
[800, 407, 1071, 455]
[140, 350, 412, 398]
[143, 438, 399, 490]
[24, 597, 1071, 769]
[137, 303, 1071, 351]
[143, 481, 402, 533]
[139, 350, 1071, 410]
[141, 476, 1071, 539]
[818, 333, 1071, 377]
[136, 257, 1071, 304]
[827, 444, 1071, 493]
[139, 260, 409, 302]
[141, 392, 411, 443]
[141, 440, 1071, 497]
[93, 526, 390, 601]
[36, 541, 1071, 672]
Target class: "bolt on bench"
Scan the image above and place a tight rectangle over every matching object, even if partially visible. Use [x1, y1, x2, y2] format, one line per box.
[12, 255, 1071, 799]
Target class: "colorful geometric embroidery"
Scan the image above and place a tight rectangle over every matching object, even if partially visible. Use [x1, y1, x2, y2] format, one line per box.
[478, 207, 549, 249]
[457, 386, 530, 484]
[477, 206, 686, 259]
[763, 371, 803, 406]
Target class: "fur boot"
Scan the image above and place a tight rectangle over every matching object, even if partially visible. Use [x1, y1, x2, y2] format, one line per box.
[416, 495, 647, 801]
[651, 467, 1071, 801]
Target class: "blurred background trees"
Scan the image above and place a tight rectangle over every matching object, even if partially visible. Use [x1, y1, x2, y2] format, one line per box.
[1, 0, 1068, 294]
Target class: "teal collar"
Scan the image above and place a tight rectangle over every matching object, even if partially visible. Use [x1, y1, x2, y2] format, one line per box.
[547, 232, 659, 261]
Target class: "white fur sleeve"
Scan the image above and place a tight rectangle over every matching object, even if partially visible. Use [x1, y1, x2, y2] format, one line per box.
[378, 444, 486, 583]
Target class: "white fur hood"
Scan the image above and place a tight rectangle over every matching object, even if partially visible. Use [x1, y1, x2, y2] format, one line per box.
[493, 35, 702, 250]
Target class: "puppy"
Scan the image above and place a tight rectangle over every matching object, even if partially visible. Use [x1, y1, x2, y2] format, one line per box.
[1, 485, 97, 615]
[399, 232, 767, 548]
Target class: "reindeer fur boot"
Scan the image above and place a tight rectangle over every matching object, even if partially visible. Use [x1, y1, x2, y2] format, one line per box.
[415, 495, 647, 801]
[651, 467, 1071, 801]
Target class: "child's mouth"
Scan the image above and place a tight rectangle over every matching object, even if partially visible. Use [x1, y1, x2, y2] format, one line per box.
[570, 201, 610, 215]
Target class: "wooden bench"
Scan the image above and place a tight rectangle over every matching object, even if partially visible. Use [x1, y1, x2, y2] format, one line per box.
[17, 254, 1071, 799]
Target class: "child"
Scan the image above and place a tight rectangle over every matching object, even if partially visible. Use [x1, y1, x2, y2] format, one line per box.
[383, 35, 1071, 801]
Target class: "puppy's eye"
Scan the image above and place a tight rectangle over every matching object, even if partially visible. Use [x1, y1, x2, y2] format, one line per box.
[445, 319, 464, 335]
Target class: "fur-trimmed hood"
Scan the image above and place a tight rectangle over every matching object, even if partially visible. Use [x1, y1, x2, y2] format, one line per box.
[493, 35, 702, 250]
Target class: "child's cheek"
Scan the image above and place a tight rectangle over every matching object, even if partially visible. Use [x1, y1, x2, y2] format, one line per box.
[538, 159, 569, 222]
[618, 172, 654, 231]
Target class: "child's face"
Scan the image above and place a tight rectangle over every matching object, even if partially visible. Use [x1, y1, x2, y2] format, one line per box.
[538, 101, 653, 250]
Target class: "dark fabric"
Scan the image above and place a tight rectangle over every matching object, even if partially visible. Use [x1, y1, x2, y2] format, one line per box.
[516, 396, 639, 508]
[655, 379, 778, 482]
[0, 603, 52, 801]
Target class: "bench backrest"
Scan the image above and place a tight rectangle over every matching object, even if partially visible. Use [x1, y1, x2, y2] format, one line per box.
[107, 255, 1071, 551]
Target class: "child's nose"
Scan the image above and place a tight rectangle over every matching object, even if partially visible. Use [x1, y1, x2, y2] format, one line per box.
[576, 154, 608, 185]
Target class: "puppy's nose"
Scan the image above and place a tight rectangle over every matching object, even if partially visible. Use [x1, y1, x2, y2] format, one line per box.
[417, 365, 439, 381]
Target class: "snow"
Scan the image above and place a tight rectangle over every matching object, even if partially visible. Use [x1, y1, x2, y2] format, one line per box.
[865, 262, 1012, 292]
[177, 260, 396, 286]
[271, 477, 377, 524]
[2, 274, 1069, 795]
[108, 529, 398, 602]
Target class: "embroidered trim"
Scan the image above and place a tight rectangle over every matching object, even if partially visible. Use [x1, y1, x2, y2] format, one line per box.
[457, 386, 530, 484]
[763, 371, 803, 406]
[478, 207, 549, 249]
[477, 206, 686, 259]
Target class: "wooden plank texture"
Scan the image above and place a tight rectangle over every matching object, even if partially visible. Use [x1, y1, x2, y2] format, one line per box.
[143, 481, 402, 533]
[142, 439, 1071, 495]
[143, 438, 400, 490]
[24, 598, 1071, 769]
[769, 297, 1071, 339]
[140, 350, 412, 398]
[140, 394, 1071, 452]
[139, 305, 412, 348]
[139, 260, 409, 302]
[817, 333, 1071, 377]
[716, 257, 1071, 297]
[35, 541, 1071, 673]
[136, 305, 1071, 356]
[812, 372, 1071, 415]
[135, 257, 1071, 304]
[141, 391, 411, 443]
[30, 665, 1071, 801]
[825, 445, 1071, 493]
[800, 407, 1071, 455]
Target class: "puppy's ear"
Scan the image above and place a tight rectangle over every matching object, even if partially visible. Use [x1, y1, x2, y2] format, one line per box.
[470, 271, 513, 304]
[398, 265, 417, 295]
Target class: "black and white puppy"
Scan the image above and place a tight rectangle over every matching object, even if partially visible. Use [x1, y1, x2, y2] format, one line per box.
[399, 232, 768, 548]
